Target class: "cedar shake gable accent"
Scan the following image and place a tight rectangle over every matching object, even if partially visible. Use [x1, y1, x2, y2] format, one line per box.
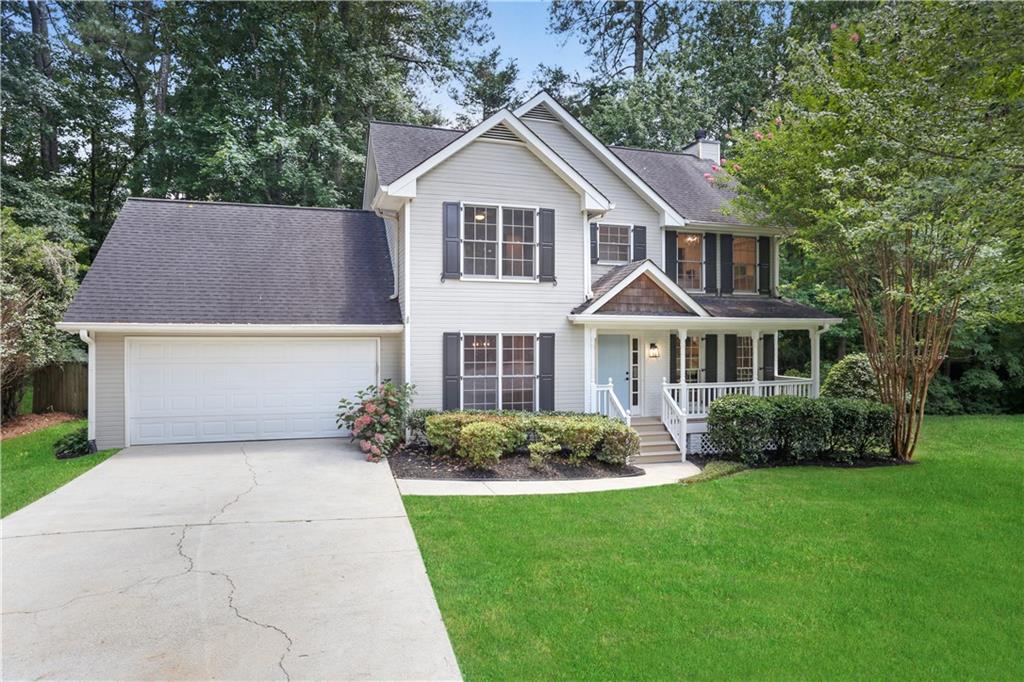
[596, 273, 693, 316]
[571, 260, 707, 317]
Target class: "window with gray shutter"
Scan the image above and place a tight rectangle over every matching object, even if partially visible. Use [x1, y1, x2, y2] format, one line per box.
[442, 203, 461, 280]
[704, 234, 718, 294]
[664, 230, 677, 282]
[720, 235, 734, 294]
[704, 335, 718, 382]
[590, 223, 599, 263]
[632, 225, 646, 261]
[724, 334, 737, 381]
[762, 334, 775, 380]
[758, 236, 771, 294]
[442, 332, 461, 409]
[538, 333, 555, 410]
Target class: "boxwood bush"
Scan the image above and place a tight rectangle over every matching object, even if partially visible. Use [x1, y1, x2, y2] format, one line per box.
[423, 411, 640, 468]
[821, 353, 878, 401]
[708, 394, 893, 465]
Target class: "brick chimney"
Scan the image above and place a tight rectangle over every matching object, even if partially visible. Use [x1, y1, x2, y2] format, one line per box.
[684, 129, 721, 162]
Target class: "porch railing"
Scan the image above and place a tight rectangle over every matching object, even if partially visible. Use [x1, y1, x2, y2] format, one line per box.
[661, 381, 687, 456]
[684, 377, 813, 417]
[592, 378, 631, 427]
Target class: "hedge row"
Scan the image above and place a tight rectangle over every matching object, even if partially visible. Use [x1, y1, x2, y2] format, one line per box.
[412, 410, 640, 468]
[706, 395, 893, 466]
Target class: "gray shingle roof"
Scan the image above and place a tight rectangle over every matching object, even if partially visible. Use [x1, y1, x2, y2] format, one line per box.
[610, 146, 744, 225]
[63, 198, 402, 325]
[571, 261, 647, 314]
[369, 121, 464, 185]
[689, 295, 835, 319]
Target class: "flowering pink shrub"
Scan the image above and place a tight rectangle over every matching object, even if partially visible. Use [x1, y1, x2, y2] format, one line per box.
[337, 381, 415, 461]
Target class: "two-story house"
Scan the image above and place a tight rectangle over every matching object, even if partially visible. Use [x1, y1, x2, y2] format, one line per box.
[60, 92, 838, 459]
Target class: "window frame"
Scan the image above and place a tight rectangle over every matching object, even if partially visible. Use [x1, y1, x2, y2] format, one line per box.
[676, 232, 704, 292]
[736, 335, 754, 381]
[459, 332, 540, 411]
[732, 235, 758, 294]
[596, 223, 633, 264]
[684, 335, 702, 383]
[459, 202, 541, 283]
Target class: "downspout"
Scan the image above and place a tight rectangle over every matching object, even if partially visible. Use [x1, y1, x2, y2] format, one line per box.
[375, 208, 401, 299]
[79, 329, 97, 450]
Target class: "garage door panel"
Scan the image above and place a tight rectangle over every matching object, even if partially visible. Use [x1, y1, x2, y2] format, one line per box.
[127, 338, 378, 445]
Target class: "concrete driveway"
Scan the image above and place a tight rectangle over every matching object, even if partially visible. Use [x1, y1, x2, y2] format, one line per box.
[1, 439, 461, 681]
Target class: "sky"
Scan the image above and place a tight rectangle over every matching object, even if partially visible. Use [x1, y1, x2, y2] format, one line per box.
[422, 0, 592, 122]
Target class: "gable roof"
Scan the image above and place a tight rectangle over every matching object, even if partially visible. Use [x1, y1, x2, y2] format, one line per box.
[62, 198, 402, 326]
[368, 120, 464, 185]
[515, 92, 687, 227]
[610, 146, 745, 226]
[572, 260, 709, 317]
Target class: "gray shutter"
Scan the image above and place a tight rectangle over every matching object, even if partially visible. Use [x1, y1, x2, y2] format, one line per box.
[664, 230, 677, 283]
[538, 208, 555, 282]
[704, 234, 718, 294]
[669, 333, 680, 384]
[442, 332, 461, 410]
[590, 223, 599, 263]
[632, 225, 647, 261]
[758, 236, 771, 295]
[724, 334, 737, 381]
[538, 333, 555, 411]
[762, 334, 776, 380]
[442, 202, 461, 280]
[704, 335, 718, 382]
[720, 234, 734, 294]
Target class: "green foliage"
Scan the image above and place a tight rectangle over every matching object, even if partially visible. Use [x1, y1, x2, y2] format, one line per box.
[0, 210, 81, 419]
[957, 369, 1004, 415]
[821, 353, 878, 401]
[337, 382, 415, 460]
[821, 398, 895, 461]
[707, 395, 774, 466]
[768, 395, 833, 461]
[595, 421, 640, 466]
[458, 421, 509, 468]
[53, 426, 92, 459]
[926, 375, 963, 416]
[406, 408, 439, 443]
[451, 48, 520, 127]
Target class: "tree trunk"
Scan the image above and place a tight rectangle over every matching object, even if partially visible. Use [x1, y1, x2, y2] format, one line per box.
[632, 1, 645, 76]
[156, 53, 170, 115]
[1, 381, 27, 421]
[28, 0, 58, 177]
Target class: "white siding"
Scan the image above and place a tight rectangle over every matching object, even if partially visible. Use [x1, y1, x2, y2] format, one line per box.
[409, 139, 586, 411]
[93, 332, 403, 449]
[522, 119, 663, 284]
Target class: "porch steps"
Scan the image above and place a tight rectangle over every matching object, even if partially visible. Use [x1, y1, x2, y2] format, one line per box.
[629, 417, 683, 464]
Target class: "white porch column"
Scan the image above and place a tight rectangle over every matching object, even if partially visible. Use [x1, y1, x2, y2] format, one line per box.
[774, 332, 780, 378]
[583, 326, 596, 411]
[751, 330, 760, 394]
[810, 327, 822, 397]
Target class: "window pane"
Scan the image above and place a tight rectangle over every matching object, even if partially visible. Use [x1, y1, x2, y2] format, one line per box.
[736, 336, 753, 381]
[464, 378, 498, 410]
[501, 334, 535, 411]
[676, 233, 703, 290]
[733, 237, 757, 292]
[685, 336, 701, 382]
[598, 224, 630, 262]
[463, 205, 498, 277]
[463, 335, 496, 376]
[501, 208, 536, 277]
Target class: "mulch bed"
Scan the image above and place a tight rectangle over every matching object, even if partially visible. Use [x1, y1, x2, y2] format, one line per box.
[1, 412, 79, 440]
[388, 444, 644, 481]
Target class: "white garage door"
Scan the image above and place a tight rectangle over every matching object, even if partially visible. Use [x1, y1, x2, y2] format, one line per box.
[126, 337, 378, 445]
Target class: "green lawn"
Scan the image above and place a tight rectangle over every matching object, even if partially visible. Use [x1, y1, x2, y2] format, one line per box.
[2, 420, 118, 517]
[405, 416, 1024, 680]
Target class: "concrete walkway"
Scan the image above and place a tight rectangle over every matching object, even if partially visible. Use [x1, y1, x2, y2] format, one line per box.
[396, 461, 700, 496]
[2, 439, 461, 681]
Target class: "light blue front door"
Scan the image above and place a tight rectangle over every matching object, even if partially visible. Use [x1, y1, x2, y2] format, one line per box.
[597, 334, 631, 412]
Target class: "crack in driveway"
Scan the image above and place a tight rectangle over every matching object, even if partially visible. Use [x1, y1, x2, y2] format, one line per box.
[208, 445, 259, 524]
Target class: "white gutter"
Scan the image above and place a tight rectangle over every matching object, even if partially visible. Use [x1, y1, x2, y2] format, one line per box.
[79, 329, 96, 443]
[57, 323, 405, 334]
[567, 314, 842, 329]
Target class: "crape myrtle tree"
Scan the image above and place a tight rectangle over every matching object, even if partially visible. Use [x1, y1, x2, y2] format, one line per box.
[722, 2, 1024, 459]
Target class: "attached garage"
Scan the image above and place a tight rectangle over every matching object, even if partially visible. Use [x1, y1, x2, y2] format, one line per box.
[126, 337, 379, 446]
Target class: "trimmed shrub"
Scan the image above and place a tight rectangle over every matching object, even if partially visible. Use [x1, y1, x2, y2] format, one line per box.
[821, 353, 878, 401]
[531, 415, 604, 464]
[406, 408, 439, 443]
[821, 398, 894, 460]
[425, 411, 527, 456]
[458, 421, 508, 468]
[768, 395, 833, 461]
[707, 394, 774, 465]
[597, 421, 640, 465]
[957, 368, 1004, 414]
[53, 426, 93, 459]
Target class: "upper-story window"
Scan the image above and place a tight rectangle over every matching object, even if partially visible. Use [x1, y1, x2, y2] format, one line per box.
[676, 232, 703, 290]
[462, 204, 538, 279]
[733, 236, 757, 293]
[597, 224, 631, 263]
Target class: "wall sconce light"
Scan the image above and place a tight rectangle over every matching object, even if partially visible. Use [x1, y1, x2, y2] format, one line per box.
[648, 342, 661, 359]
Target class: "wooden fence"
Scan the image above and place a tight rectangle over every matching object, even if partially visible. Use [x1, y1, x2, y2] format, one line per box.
[32, 362, 88, 415]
